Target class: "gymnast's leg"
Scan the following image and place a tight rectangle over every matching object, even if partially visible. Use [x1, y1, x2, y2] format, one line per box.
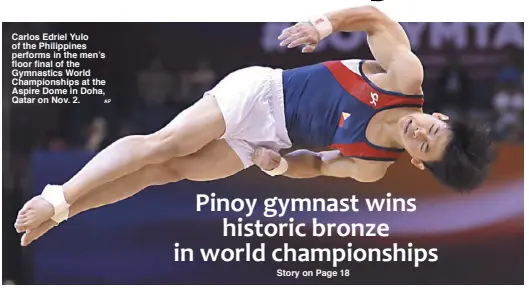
[15, 95, 226, 232]
[20, 140, 245, 246]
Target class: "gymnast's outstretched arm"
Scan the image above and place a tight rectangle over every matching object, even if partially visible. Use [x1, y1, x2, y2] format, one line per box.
[279, 5, 424, 94]
[327, 6, 423, 94]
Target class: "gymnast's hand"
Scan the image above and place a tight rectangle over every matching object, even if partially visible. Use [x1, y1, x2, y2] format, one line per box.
[278, 22, 320, 53]
[252, 147, 281, 171]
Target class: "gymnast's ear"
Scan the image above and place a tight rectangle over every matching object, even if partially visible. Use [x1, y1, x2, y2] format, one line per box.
[411, 158, 425, 170]
[432, 112, 449, 121]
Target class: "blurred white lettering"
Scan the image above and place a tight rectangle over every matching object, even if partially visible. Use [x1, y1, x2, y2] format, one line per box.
[430, 22, 466, 49]
[472, 23, 493, 49]
[493, 22, 524, 49]
[260, 22, 523, 52]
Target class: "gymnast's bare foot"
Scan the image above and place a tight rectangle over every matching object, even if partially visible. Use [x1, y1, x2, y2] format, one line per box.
[14, 196, 55, 233]
[20, 219, 58, 246]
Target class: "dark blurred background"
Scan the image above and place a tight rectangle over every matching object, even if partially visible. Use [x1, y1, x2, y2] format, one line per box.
[2, 22, 524, 285]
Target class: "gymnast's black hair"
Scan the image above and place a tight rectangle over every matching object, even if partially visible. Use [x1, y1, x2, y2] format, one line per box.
[424, 117, 495, 192]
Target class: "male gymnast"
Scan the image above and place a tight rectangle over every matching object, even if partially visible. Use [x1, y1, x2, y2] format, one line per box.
[15, 5, 494, 246]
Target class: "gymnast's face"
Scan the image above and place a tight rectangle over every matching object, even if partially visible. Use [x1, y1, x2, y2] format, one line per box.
[399, 112, 452, 170]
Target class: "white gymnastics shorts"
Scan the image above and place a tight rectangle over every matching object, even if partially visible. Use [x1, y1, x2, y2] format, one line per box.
[205, 66, 293, 168]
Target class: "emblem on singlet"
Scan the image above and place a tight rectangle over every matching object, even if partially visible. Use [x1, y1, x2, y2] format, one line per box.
[370, 91, 379, 107]
[338, 112, 351, 128]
